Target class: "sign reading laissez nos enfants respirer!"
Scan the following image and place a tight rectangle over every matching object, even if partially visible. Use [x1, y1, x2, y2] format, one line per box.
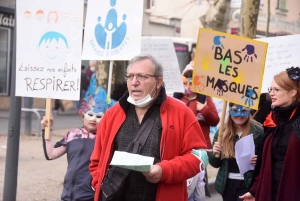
[192, 28, 268, 110]
[15, 0, 84, 100]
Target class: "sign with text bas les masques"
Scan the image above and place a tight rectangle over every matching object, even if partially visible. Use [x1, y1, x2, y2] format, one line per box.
[16, 0, 84, 100]
[192, 29, 268, 110]
[81, 0, 143, 60]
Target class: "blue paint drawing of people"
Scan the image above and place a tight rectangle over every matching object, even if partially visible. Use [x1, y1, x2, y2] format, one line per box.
[94, 0, 127, 49]
[112, 14, 127, 48]
[105, 22, 116, 49]
[38, 31, 69, 64]
[94, 16, 106, 48]
[105, 0, 118, 31]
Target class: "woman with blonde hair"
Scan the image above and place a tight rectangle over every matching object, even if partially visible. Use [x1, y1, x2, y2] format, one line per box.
[209, 102, 263, 201]
[240, 67, 300, 201]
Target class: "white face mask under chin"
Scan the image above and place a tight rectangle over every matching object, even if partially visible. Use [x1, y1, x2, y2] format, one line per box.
[90, 66, 96, 72]
[127, 83, 157, 108]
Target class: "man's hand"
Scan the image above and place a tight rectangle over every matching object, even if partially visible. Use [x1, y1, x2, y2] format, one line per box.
[142, 165, 162, 183]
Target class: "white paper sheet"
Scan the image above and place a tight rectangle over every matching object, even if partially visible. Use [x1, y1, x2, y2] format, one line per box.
[235, 133, 255, 175]
[110, 151, 154, 172]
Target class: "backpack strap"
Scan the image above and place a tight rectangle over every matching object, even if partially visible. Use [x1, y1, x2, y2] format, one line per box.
[125, 106, 160, 154]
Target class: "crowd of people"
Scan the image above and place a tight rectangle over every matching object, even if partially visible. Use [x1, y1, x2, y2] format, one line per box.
[40, 53, 300, 201]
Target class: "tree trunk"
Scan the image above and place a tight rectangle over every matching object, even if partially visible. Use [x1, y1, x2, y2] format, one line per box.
[266, 0, 270, 37]
[199, 0, 231, 32]
[238, 0, 261, 39]
[95, 60, 127, 95]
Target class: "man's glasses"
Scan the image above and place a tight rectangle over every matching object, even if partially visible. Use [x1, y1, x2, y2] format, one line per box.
[267, 87, 281, 94]
[124, 73, 156, 81]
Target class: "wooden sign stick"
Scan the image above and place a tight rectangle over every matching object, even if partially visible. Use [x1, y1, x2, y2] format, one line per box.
[215, 100, 228, 158]
[45, 98, 52, 140]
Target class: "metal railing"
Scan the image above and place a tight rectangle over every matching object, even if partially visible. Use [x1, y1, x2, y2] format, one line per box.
[21, 108, 46, 137]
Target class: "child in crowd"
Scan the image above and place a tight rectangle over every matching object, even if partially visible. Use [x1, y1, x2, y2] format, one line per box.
[174, 69, 219, 200]
[41, 88, 114, 201]
[209, 103, 263, 201]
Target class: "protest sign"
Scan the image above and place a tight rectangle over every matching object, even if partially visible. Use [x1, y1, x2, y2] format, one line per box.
[256, 34, 300, 92]
[192, 28, 268, 109]
[82, 0, 143, 60]
[141, 37, 184, 94]
[16, 0, 84, 100]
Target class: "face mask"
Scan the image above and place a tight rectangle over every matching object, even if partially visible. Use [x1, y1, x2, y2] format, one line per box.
[127, 83, 157, 108]
[183, 77, 193, 95]
[185, 87, 193, 95]
[192, 149, 208, 168]
[90, 66, 96, 72]
[84, 110, 104, 123]
[229, 105, 251, 117]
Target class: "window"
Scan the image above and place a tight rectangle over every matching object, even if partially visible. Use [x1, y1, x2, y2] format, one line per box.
[146, 0, 155, 9]
[151, 0, 155, 8]
[276, 0, 288, 12]
[0, 27, 10, 95]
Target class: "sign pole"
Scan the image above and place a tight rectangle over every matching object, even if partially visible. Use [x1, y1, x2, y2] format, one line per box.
[107, 60, 114, 99]
[3, 6, 21, 200]
[44, 98, 52, 139]
[215, 100, 227, 158]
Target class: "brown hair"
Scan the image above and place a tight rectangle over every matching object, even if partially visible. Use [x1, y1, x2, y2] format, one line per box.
[274, 71, 300, 102]
[221, 102, 261, 158]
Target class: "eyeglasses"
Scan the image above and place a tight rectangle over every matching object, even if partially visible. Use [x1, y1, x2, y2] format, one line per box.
[267, 87, 281, 94]
[124, 73, 156, 81]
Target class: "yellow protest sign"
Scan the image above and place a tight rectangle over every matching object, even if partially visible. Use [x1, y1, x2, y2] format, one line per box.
[191, 28, 268, 109]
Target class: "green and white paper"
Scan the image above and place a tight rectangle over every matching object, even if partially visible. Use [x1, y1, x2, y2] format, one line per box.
[110, 151, 154, 172]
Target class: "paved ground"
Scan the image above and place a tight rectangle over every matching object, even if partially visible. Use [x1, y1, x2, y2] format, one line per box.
[0, 109, 221, 200]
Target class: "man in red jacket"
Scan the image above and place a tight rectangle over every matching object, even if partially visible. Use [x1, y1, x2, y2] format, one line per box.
[89, 54, 207, 201]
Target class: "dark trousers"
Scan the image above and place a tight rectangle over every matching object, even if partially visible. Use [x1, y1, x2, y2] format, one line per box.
[222, 178, 248, 201]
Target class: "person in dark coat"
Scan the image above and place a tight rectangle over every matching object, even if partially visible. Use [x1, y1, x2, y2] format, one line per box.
[240, 67, 300, 201]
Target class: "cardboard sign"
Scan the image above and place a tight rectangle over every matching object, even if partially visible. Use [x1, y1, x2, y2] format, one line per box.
[141, 37, 184, 94]
[192, 28, 268, 109]
[256, 34, 300, 92]
[16, 0, 84, 100]
[82, 0, 143, 60]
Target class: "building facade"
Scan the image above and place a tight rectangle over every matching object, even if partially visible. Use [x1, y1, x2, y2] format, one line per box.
[0, 0, 15, 109]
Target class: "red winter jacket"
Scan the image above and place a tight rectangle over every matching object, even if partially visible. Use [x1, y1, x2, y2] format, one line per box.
[179, 96, 219, 149]
[89, 94, 207, 201]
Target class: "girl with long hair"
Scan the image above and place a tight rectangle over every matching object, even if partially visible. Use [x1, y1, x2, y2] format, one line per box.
[209, 103, 263, 201]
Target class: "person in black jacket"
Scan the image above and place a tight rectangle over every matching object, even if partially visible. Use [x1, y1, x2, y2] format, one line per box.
[251, 93, 272, 124]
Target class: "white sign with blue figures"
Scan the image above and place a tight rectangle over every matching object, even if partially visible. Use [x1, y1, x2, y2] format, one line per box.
[82, 0, 143, 60]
